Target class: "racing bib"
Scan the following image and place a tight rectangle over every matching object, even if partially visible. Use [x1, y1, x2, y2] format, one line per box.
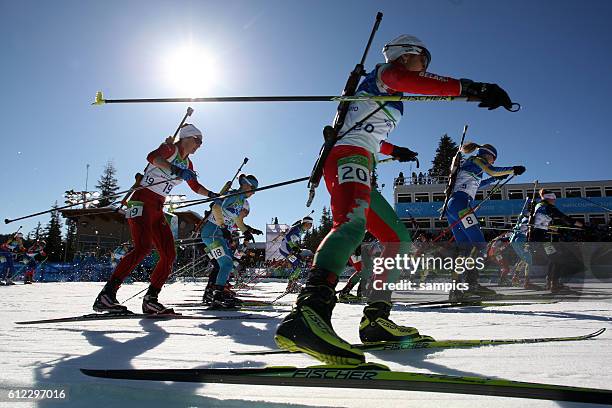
[459, 209, 478, 229]
[338, 155, 371, 186]
[125, 201, 144, 219]
[287, 254, 297, 263]
[544, 243, 557, 255]
[209, 241, 226, 260]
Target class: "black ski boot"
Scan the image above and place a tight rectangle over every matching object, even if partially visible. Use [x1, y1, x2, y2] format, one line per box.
[93, 278, 129, 313]
[359, 301, 431, 344]
[142, 286, 176, 314]
[275, 268, 365, 365]
[202, 285, 215, 305]
[209, 285, 242, 309]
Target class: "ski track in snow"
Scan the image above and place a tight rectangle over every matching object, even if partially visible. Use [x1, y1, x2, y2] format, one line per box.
[0, 281, 610, 407]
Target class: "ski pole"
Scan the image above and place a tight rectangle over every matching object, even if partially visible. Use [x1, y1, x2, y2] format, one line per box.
[4, 177, 181, 224]
[174, 176, 309, 210]
[118, 107, 194, 209]
[190, 157, 250, 238]
[378, 156, 420, 168]
[92, 91, 521, 112]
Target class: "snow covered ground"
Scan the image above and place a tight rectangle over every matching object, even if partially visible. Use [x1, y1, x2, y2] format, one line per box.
[1, 281, 611, 408]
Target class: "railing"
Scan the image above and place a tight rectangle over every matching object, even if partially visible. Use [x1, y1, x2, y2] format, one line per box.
[394, 175, 448, 186]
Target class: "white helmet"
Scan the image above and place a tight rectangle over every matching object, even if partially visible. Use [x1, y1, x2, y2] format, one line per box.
[179, 123, 202, 140]
[382, 34, 431, 67]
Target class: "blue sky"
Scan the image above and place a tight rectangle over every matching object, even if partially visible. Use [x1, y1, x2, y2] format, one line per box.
[1, 0, 611, 235]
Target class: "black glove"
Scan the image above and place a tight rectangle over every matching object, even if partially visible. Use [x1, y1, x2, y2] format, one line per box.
[220, 227, 232, 241]
[207, 191, 220, 199]
[513, 165, 526, 175]
[461, 79, 512, 110]
[248, 227, 263, 236]
[390, 145, 418, 163]
[242, 230, 254, 242]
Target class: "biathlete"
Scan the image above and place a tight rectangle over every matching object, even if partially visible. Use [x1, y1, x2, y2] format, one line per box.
[200, 174, 263, 309]
[93, 124, 218, 314]
[279, 216, 314, 293]
[276, 34, 518, 364]
[445, 143, 525, 298]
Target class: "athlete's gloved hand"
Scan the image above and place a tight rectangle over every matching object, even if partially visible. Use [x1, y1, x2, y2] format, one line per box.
[460, 79, 512, 110]
[220, 227, 232, 241]
[242, 230, 254, 242]
[513, 165, 526, 175]
[170, 164, 196, 181]
[207, 191, 220, 199]
[248, 227, 263, 236]
[390, 145, 419, 163]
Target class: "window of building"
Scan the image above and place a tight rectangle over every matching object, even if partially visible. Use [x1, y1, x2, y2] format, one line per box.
[507, 190, 524, 200]
[475, 191, 485, 201]
[606, 187, 612, 197]
[564, 187, 582, 198]
[434, 220, 447, 229]
[488, 190, 502, 200]
[414, 193, 430, 203]
[588, 214, 606, 225]
[488, 217, 506, 228]
[570, 215, 586, 224]
[509, 216, 519, 225]
[432, 193, 445, 202]
[585, 187, 602, 197]
[549, 188, 562, 197]
[397, 194, 412, 203]
[415, 219, 432, 229]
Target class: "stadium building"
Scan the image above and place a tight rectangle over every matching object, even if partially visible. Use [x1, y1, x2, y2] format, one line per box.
[394, 176, 612, 232]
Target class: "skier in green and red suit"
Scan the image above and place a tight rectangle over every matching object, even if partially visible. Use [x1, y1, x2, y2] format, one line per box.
[275, 34, 516, 364]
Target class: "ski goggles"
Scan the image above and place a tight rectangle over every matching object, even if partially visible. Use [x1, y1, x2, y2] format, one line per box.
[383, 44, 431, 68]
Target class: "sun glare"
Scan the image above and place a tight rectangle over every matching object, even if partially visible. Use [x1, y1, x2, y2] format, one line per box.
[163, 45, 218, 96]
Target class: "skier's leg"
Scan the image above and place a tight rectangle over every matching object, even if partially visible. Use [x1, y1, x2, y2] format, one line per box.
[275, 145, 372, 364]
[359, 190, 429, 343]
[142, 211, 177, 314]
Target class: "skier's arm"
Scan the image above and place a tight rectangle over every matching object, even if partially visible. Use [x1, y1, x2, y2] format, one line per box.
[474, 157, 515, 178]
[185, 159, 217, 197]
[379, 64, 461, 95]
[550, 206, 581, 227]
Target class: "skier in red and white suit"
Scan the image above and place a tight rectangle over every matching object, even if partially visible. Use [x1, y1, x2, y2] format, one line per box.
[93, 124, 218, 314]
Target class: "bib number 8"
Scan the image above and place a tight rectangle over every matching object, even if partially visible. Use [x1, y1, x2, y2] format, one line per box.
[461, 213, 478, 229]
[338, 163, 370, 186]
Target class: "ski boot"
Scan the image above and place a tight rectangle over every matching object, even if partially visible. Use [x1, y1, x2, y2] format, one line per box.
[202, 285, 215, 305]
[209, 285, 243, 309]
[275, 268, 365, 365]
[142, 286, 176, 314]
[359, 301, 432, 344]
[93, 278, 129, 313]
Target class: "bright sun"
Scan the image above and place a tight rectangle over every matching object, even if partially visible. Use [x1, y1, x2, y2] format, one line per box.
[163, 45, 218, 96]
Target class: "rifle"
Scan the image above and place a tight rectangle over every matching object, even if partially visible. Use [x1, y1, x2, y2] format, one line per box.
[306, 12, 383, 206]
[439, 125, 468, 220]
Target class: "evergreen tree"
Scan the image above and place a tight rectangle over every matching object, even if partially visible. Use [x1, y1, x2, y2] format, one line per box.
[95, 160, 120, 207]
[44, 203, 64, 261]
[64, 218, 77, 261]
[429, 134, 458, 181]
[27, 222, 44, 241]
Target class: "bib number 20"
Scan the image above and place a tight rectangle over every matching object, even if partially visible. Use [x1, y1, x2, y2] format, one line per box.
[338, 156, 371, 187]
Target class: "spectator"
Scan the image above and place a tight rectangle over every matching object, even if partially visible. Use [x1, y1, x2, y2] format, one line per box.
[418, 172, 424, 184]
[396, 172, 405, 185]
[412, 172, 417, 184]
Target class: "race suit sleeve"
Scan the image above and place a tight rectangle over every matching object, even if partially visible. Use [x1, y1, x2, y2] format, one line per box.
[379, 64, 462, 95]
